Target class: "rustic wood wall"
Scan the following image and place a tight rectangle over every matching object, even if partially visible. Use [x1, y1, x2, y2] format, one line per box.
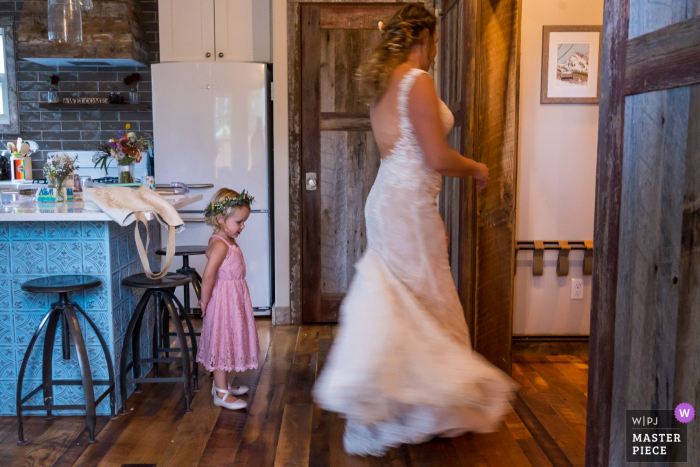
[587, 0, 700, 465]
[470, 0, 521, 373]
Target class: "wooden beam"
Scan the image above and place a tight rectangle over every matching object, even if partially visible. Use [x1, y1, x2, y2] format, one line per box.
[624, 15, 700, 96]
[585, 0, 630, 465]
[319, 112, 372, 131]
[319, 4, 403, 29]
[300, 4, 323, 323]
[473, 0, 520, 374]
[289, 2, 303, 325]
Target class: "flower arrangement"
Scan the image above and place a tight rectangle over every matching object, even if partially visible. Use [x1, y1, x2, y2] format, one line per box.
[45, 74, 59, 103]
[43, 153, 77, 202]
[93, 123, 152, 183]
[123, 73, 140, 91]
[45, 74, 59, 88]
[204, 191, 255, 217]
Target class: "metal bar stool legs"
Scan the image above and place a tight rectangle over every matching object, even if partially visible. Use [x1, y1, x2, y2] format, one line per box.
[166, 293, 199, 391]
[120, 273, 197, 414]
[16, 275, 116, 445]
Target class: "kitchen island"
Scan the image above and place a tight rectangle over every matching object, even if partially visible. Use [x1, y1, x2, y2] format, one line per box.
[0, 193, 202, 415]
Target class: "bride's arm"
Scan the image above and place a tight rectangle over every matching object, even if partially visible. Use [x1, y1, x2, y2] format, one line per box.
[408, 73, 488, 188]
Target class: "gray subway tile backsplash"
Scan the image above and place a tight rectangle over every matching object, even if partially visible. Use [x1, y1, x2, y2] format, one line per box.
[1, 0, 159, 179]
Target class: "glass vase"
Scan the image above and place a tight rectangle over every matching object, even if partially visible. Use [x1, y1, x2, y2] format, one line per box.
[119, 163, 135, 184]
[51, 176, 67, 202]
[130, 85, 139, 104]
[47, 89, 59, 103]
[48, 0, 83, 43]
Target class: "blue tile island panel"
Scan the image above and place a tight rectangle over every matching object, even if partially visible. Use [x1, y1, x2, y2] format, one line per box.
[0, 220, 161, 415]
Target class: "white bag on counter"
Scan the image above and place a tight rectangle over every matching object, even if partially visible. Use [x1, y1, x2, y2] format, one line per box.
[84, 186, 184, 279]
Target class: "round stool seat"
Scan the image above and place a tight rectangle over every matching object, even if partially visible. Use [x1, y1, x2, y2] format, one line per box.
[21, 275, 102, 294]
[122, 272, 191, 289]
[155, 246, 207, 257]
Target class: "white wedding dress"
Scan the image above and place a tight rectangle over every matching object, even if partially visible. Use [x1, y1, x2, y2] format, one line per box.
[313, 69, 517, 456]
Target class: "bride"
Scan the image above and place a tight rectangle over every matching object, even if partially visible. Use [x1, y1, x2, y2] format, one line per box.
[313, 4, 517, 457]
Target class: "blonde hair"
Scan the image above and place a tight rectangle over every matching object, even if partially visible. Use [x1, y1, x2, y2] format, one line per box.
[204, 188, 251, 229]
[357, 4, 437, 103]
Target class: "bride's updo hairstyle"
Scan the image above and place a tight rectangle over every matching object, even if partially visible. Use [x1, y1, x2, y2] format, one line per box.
[357, 4, 437, 103]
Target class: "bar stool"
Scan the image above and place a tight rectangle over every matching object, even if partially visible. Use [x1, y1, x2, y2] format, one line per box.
[156, 246, 209, 376]
[119, 273, 199, 413]
[16, 275, 116, 445]
[155, 245, 207, 316]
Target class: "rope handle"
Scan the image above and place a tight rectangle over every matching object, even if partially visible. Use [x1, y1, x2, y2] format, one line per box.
[134, 212, 175, 279]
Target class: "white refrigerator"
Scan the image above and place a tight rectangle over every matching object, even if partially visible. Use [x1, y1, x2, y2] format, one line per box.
[152, 62, 273, 314]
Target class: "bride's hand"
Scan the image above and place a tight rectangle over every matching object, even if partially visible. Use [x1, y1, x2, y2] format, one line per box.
[474, 163, 489, 190]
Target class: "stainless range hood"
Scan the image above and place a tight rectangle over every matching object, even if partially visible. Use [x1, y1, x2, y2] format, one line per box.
[17, 0, 149, 67]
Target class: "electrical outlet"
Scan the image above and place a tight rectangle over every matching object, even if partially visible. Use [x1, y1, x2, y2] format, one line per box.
[571, 278, 584, 300]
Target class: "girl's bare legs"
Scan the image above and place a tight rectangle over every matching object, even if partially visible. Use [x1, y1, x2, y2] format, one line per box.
[213, 369, 239, 401]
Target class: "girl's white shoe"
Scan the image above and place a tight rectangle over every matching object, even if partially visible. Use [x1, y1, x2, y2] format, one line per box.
[211, 382, 249, 396]
[212, 385, 247, 410]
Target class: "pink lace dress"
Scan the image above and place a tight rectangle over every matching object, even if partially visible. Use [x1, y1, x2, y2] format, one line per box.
[197, 234, 260, 372]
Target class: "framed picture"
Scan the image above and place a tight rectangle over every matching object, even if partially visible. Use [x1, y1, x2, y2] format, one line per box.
[541, 26, 603, 104]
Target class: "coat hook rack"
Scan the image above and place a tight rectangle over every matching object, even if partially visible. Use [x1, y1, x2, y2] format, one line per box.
[515, 240, 593, 276]
[533, 241, 544, 276]
[556, 241, 571, 276]
[583, 240, 593, 276]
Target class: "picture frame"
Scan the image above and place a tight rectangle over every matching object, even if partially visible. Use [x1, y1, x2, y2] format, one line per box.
[541, 26, 603, 104]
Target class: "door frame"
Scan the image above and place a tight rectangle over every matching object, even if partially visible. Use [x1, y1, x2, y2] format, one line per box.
[585, 1, 700, 465]
[287, 0, 520, 375]
[287, 0, 434, 325]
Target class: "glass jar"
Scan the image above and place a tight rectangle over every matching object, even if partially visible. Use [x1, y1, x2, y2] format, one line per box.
[49, 175, 67, 202]
[48, 0, 83, 43]
[129, 89, 139, 104]
[118, 163, 135, 184]
[47, 88, 59, 103]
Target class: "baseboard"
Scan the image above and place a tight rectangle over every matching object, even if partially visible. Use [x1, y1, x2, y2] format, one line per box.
[512, 335, 589, 356]
[273, 306, 292, 325]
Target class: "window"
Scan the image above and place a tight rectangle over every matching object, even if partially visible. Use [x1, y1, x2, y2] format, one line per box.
[0, 16, 18, 134]
[0, 30, 8, 122]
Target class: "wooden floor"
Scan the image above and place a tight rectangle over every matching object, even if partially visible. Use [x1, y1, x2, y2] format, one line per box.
[0, 319, 588, 467]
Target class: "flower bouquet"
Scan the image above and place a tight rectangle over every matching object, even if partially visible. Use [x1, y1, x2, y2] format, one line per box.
[45, 74, 59, 103]
[124, 73, 140, 104]
[43, 153, 77, 202]
[93, 124, 152, 183]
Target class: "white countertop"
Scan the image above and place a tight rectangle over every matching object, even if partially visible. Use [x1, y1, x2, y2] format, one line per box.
[0, 193, 203, 221]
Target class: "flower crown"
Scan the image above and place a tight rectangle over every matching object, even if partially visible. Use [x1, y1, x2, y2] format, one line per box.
[204, 190, 254, 217]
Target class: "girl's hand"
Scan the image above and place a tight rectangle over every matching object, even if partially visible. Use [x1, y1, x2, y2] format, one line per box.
[199, 300, 207, 317]
[474, 163, 489, 190]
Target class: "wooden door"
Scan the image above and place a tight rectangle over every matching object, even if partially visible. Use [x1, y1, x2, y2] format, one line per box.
[586, 1, 700, 466]
[158, 0, 215, 62]
[299, 3, 405, 323]
[214, 0, 272, 63]
[438, 0, 477, 341]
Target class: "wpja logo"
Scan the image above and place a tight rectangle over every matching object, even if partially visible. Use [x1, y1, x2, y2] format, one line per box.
[626, 404, 693, 463]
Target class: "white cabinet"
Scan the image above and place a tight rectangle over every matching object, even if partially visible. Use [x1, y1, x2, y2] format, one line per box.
[158, 0, 216, 62]
[158, 0, 271, 63]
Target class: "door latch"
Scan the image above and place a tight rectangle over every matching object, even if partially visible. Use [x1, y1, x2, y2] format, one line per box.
[306, 173, 317, 191]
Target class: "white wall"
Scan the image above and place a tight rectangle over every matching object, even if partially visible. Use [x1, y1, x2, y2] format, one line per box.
[514, 0, 604, 335]
[272, 0, 290, 310]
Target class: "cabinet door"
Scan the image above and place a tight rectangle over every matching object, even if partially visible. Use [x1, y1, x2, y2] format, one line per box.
[159, 0, 216, 62]
[214, 0, 271, 63]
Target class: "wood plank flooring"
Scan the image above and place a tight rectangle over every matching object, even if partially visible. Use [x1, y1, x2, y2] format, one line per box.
[0, 320, 588, 466]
